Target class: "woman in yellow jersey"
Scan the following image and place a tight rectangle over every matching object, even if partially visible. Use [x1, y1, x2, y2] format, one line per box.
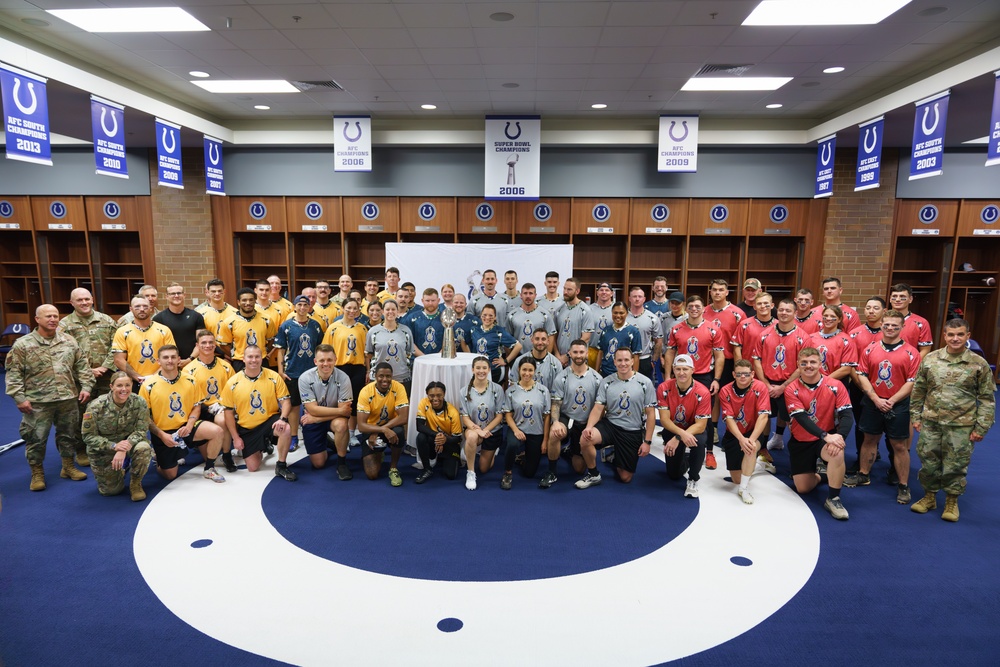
[414, 381, 464, 484]
[323, 299, 369, 426]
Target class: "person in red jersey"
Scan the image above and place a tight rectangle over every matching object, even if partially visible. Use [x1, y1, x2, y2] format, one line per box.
[811, 277, 861, 333]
[731, 291, 775, 363]
[719, 359, 771, 504]
[784, 347, 854, 520]
[706, 279, 744, 459]
[810, 305, 857, 381]
[793, 288, 822, 335]
[888, 283, 933, 358]
[656, 354, 711, 499]
[845, 310, 922, 505]
[753, 298, 809, 453]
[848, 297, 887, 473]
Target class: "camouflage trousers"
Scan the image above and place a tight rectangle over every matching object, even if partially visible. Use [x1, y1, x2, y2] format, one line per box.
[87, 440, 153, 496]
[76, 376, 110, 455]
[20, 399, 79, 465]
[916, 421, 976, 496]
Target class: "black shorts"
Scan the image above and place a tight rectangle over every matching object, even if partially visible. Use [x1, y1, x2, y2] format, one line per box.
[594, 419, 644, 473]
[152, 421, 209, 469]
[859, 396, 910, 441]
[765, 382, 790, 421]
[638, 357, 654, 381]
[357, 425, 405, 456]
[788, 437, 824, 476]
[720, 429, 766, 471]
[718, 358, 735, 388]
[478, 429, 503, 452]
[286, 379, 302, 407]
[302, 420, 342, 455]
[558, 417, 586, 457]
[693, 371, 715, 392]
[238, 415, 279, 458]
[338, 364, 367, 416]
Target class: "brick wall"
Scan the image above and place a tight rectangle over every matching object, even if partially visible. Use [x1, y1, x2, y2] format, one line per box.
[147, 148, 218, 305]
[820, 147, 898, 307]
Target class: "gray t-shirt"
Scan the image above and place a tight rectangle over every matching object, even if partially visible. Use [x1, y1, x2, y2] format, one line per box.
[589, 303, 615, 348]
[470, 291, 509, 324]
[298, 366, 353, 410]
[596, 373, 657, 431]
[626, 309, 663, 358]
[555, 301, 596, 355]
[660, 311, 688, 342]
[503, 382, 552, 435]
[551, 365, 603, 422]
[365, 324, 414, 381]
[458, 380, 506, 433]
[537, 296, 565, 321]
[515, 351, 562, 391]
[507, 306, 557, 352]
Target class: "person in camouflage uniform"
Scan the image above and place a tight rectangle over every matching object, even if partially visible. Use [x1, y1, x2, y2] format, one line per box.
[5, 304, 94, 491]
[56, 287, 118, 467]
[81, 371, 153, 501]
[910, 318, 996, 521]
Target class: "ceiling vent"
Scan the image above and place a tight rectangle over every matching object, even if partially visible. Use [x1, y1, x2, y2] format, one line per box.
[291, 80, 345, 91]
[694, 64, 753, 77]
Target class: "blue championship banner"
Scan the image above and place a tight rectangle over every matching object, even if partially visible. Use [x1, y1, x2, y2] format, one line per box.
[986, 71, 1000, 167]
[156, 117, 183, 189]
[814, 134, 836, 198]
[91, 96, 127, 178]
[855, 116, 883, 191]
[334, 115, 371, 172]
[204, 135, 225, 196]
[1, 63, 52, 165]
[658, 115, 698, 172]
[485, 115, 540, 200]
[909, 90, 949, 180]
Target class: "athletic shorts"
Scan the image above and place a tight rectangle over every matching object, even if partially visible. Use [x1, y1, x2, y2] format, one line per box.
[286, 379, 302, 407]
[788, 437, 824, 476]
[693, 371, 715, 392]
[859, 396, 910, 441]
[338, 364, 368, 416]
[765, 382, 790, 421]
[357, 426, 405, 456]
[152, 421, 208, 470]
[718, 358, 735, 388]
[557, 417, 585, 457]
[302, 420, 339, 455]
[720, 429, 766, 472]
[238, 415, 279, 458]
[477, 429, 503, 452]
[638, 357, 654, 381]
[594, 419, 644, 473]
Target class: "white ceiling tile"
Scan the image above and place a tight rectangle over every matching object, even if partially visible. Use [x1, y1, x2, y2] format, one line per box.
[785, 26, 865, 46]
[954, 1, 1000, 22]
[420, 48, 480, 65]
[442, 90, 492, 102]
[347, 28, 417, 49]
[478, 47, 537, 65]
[428, 64, 486, 78]
[408, 28, 478, 49]
[359, 48, 424, 65]
[593, 47, 655, 64]
[482, 64, 537, 79]
[537, 47, 594, 64]
[640, 62, 704, 78]
[488, 90, 538, 102]
[323, 65, 383, 79]
[303, 49, 370, 66]
[590, 62, 644, 78]
[724, 26, 798, 47]
[224, 30, 299, 50]
[535, 90, 584, 102]
[185, 50, 266, 68]
[674, 0, 759, 26]
[335, 79, 397, 94]
[186, 5, 272, 31]
[387, 78, 442, 92]
[704, 45, 780, 63]
[662, 25, 736, 47]
[377, 64, 433, 79]
[132, 51, 212, 68]
[160, 32, 240, 50]
[473, 26, 539, 48]
[824, 41, 907, 63]
[537, 77, 589, 91]
[254, 5, 340, 29]
[395, 2, 472, 28]
[324, 3, 404, 28]
[915, 20, 994, 45]
[466, 3, 537, 28]
[649, 45, 716, 63]
[584, 77, 634, 91]
[437, 78, 489, 91]
[537, 1, 610, 26]
[598, 26, 667, 47]
[605, 1, 682, 27]
[254, 50, 319, 67]
[98, 34, 183, 50]
[536, 63, 591, 78]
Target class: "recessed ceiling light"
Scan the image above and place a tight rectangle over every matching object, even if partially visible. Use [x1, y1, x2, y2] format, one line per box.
[21, 18, 49, 27]
[766, 103, 783, 109]
[742, 0, 912, 26]
[191, 80, 299, 93]
[189, 70, 210, 78]
[591, 103, 608, 109]
[823, 66, 845, 74]
[254, 105, 270, 110]
[47, 7, 210, 32]
[681, 77, 792, 91]
[490, 12, 515, 22]
[502, 82, 520, 89]
[421, 104, 437, 110]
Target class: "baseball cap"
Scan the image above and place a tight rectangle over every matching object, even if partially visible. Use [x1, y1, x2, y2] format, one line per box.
[673, 354, 694, 368]
[743, 278, 762, 290]
[596, 282, 613, 290]
[293, 295, 310, 305]
[668, 291, 685, 303]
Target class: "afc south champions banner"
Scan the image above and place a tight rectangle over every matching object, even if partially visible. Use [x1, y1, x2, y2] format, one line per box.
[814, 134, 836, 198]
[203, 135, 225, 196]
[658, 115, 698, 172]
[909, 90, 949, 180]
[156, 118, 183, 189]
[1, 63, 52, 165]
[855, 116, 883, 192]
[485, 115, 540, 200]
[986, 71, 1000, 167]
[334, 115, 371, 172]
[91, 96, 127, 178]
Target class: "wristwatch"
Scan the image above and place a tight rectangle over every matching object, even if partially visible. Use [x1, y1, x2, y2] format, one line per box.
[280, 416, 289, 423]
[643, 438, 652, 444]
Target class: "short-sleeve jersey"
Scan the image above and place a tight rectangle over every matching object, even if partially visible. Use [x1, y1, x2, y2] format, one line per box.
[139, 372, 201, 431]
[514, 352, 562, 391]
[900, 312, 933, 350]
[626, 309, 663, 357]
[707, 303, 744, 359]
[537, 295, 565, 321]
[588, 303, 615, 349]
[365, 324, 414, 381]
[416, 397, 463, 436]
[507, 306, 556, 352]
[274, 317, 325, 378]
[469, 324, 519, 362]
[555, 302, 596, 355]
[719, 379, 772, 435]
[596, 373, 657, 431]
[851, 324, 883, 358]
[731, 317, 774, 361]
[503, 382, 552, 435]
[667, 319, 723, 375]
[470, 292, 509, 324]
[183, 356, 235, 407]
[794, 313, 822, 335]
[112, 321, 177, 375]
[644, 299, 671, 317]
[298, 366, 352, 409]
[258, 301, 291, 328]
[551, 365, 602, 422]
[856, 340, 922, 399]
[656, 379, 712, 430]
[405, 308, 445, 355]
[754, 325, 809, 382]
[597, 324, 642, 377]
[196, 302, 238, 336]
[314, 300, 343, 325]
[453, 313, 481, 348]
[220, 368, 290, 430]
[785, 376, 852, 442]
[284, 308, 330, 333]
[812, 303, 860, 332]
[217, 311, 277, 361]
[323, 320, 368, 366]
[809, 330, 858, 375]
[459, 381, 506, 433]
[356, 380, 409, 426]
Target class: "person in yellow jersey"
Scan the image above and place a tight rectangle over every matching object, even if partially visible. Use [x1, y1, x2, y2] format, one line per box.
[323, 298, 369, 434]
[414, 381, 464, 484]
[314, 280, 344, 326]
[140, 345, 226, 483]
[267, 274, 293, 314]
[196, 279, 237, 337]
[220, 344, 297, 481]
[377, 267, 401, 304]
[112, 296, 176, 390]
[184, 329, 238, 473]
[356, 363, 409, 485]
[217, 287, 278, 372]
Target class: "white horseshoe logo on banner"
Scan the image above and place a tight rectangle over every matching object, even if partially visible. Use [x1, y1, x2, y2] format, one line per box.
[208, 142, 221, 166]
[101, 107, 118, 137]
[820, 142, 832, 166]
[12, 78, 38, 115]
[161, 127, 176, 154]
[863, 127, 877, 154]
[921, 103, 940, 136]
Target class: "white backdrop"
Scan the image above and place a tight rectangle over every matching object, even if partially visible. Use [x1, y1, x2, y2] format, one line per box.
[384, 243, 574, 299]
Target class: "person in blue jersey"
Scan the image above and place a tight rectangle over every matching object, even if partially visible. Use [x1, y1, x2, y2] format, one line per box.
[274, 295, 325, 452]
[594, 301, 642, 377]
[546, 339, 603, 487]
[500, 357, 552, 490]
[407, 287, 446, 356]
[459, 356, 506, 490]
[644, 276, 672, 317]
[463, 303, 522, 385]
[364, 299, 414, 398]
[451, 293, 480, 350]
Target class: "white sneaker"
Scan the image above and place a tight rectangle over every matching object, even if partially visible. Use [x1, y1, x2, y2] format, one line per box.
[684, 479, 699, 498]
[466, 471, 477, 491]
[758, 457, 777, 474]
[203, 467, 226, 483]
[738, 487, 754, 504]
[766, 433, 785, 450]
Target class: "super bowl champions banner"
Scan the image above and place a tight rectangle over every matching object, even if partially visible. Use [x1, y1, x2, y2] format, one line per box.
[204, 135, 225, 196]
[91, 96, 127, 178]
[485, 115, 540, 200]
[1, 63, 52, 165]
[334, 115, 372, 172]
[658, 115, 698, 172]
[986, 71, 1000, 167]
[855, 116, 883, 191]
[156, 117, 183, 189]
[814, 134, 836, 198]
[909, 90, 949, 180]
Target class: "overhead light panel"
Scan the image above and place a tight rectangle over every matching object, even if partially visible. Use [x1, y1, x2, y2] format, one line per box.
[682, 77, 792, 91]
[192, 80, 299, 93]
[742, 0, 912, 26]
[47, 7, 209, 32]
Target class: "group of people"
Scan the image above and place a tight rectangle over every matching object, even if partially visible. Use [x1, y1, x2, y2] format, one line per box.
[4, 270, 995, 523]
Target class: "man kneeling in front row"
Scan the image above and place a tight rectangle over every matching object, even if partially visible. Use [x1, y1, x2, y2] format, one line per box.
[718, 358, 771, 504]
[356, 362, 410, 486]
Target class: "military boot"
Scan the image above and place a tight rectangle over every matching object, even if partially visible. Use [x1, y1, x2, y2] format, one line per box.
[60, 457, 87, 481]
[910, 491, 937, 514]
[941, 494, 960, 522]
[76, 450, 90, 467]
[129, 477, 146, 502]
[29, 463, 46, 491]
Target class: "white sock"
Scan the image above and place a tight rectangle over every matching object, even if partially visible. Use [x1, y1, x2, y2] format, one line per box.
[739, 475, 751, 491]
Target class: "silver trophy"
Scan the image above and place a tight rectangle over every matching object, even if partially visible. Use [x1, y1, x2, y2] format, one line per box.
[440, 306, 457, 359]
[506, 152, 518, 185]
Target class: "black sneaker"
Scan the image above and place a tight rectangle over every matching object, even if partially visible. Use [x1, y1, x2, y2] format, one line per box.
[264, 441, 275, 456]
[222, 455, 238, 473]
[337, 463, 353, 481]
[275, 462, 298, 482]
[415, 469, 434, 484]
[538, 472, 557, 489]
[843, 471, 870, 487]
[887, 468, 900, 486]
[500, 473, 513, 490]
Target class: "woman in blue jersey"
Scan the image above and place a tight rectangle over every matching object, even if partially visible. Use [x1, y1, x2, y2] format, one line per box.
[365, 299, 414, 397]
[459, 356, 506, 490]
[464, 303, 522, 385]
[501, 356, 552, 490]
[595, 301, 642, 377]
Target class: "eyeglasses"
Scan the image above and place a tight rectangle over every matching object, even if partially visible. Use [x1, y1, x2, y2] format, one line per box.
[734, 372, 754, 378]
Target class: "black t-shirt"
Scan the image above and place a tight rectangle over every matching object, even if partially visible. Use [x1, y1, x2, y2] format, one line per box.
[153, 307, 206, 358]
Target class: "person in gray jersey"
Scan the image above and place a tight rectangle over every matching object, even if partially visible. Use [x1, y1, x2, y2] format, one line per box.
[500, 357, 552, 490]
[515, 329, 562, 391]
[459, 356, 507, 490]
[547, 340, 603, 485]
[626, 286, 663, 381]
[502, 270, 522, 310]
[588, 282, 616, 352]
[470, 269, 510, 324]
[576, 348, 657, 488]
[507, 283, 557, 354]
[364, 299, 414, 397]
[537, 271, 566, 320]
[554, 277, 595, 367]
[298, 345, 353, 477]
[659, 291, 688, 341]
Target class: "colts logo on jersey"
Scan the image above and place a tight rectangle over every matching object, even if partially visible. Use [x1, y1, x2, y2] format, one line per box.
[140, 340, 154, 362]
[818, 345, 829, 372]
[246, 328, 258, 347]
[573, 385, 588, 407]
[424, 326, 436, 349]
[387, 340, 399, 359]
[206, 377, 219, 399]
[673, 403, 686, 425]
[477, 403, 490, 425]
[379, 406, 390, 424]
[735, 404, 748, 430]
[607, 337, 620, 358]
[686, 336, 700, 360]
[876, 359, 894, 388]
[522, 320, 533, 337]
[772, 343, 787, 370]
[521, 400, 534, 422]
[617, 391, 631, 412]
[476, 337, 488, 354]
[168, 392, 185, 418]
[248, 389, 264, 415]
[562, 317, 571, 334]
[347, 334, 357, 353]
[297, 333, 312, 358]
[807, 397, 818, 420]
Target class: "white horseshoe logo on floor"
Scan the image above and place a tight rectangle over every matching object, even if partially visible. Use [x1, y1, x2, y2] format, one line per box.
[668, 120, 689, 142]
[12, 78, 38, 115]
[343, 121, 362, 142]
[863, 126, 878, 154]
[921, 103, 940, 136]
[161, 127, 176, 154]
[101, 107, 118, 137]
